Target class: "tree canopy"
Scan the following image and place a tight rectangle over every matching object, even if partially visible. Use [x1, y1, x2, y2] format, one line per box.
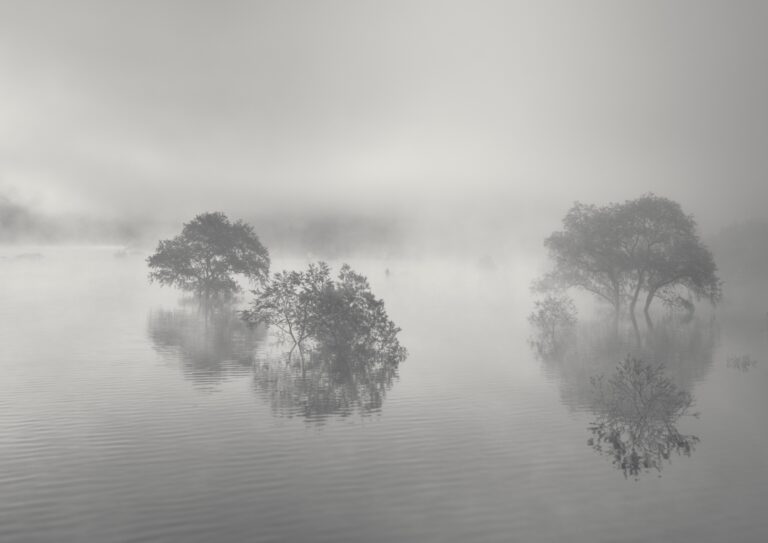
[539, 202, 627, 316]
[243, 262, 406, 368]
[538, 194, 721, 327]
[245, 262, 406, 420]
[147, 212, 270, 302]
[241, 262, 331, 362]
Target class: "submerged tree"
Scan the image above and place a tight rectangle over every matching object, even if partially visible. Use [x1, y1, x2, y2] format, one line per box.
[537, 194, 720, 329]
[640, 235, 721, 329]
[616, 195, 721, 329]
[252, 340, 402, 420]
[245, 262, 407, 420]
[587, 356, 699, 479]
[310, 264, 406, 365]
[241, 262, 332, 363]
[243, 262, 406, 367]
[528, 294, 577, 356]
[147, 212, 270, 306]
[537, 202, 628, 326]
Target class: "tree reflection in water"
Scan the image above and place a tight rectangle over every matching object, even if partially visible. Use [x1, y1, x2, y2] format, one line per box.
[252, 344, 403, 420]
[531, 315, 717, 410]
[529, 313, 708, 478]
[587, 357, 699, 479]
[147, 307, 265, 388]
[252, 315, 406, 420]
[247, 262, 407, 421]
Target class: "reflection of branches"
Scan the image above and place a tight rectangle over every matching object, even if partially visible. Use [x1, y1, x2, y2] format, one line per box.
[534, 316, 717, 410]
[147, 308, 264, 386]
[253, 342, 403, 420]
[587, 357, 699, 479]
[246, 262, 407, 420]
[242, 263, 331, 364]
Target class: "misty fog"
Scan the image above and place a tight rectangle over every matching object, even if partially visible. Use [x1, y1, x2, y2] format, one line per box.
[2, 2, 768, 543]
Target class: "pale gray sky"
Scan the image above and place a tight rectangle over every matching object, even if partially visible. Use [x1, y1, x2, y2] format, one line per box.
[1, 0, 767, 234]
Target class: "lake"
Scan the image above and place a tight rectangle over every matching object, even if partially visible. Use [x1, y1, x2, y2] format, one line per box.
[2, 246, 767, 542]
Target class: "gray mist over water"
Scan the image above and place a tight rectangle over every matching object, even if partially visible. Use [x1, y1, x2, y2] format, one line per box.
[2, 2, 768, 543]
[3, 1, 768, 251]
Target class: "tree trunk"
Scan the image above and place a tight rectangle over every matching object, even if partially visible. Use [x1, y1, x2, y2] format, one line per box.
[643, 290, 655, 330]
[628, 271, 644, 343]
[628, 271, 644, 321]
[297, 342, 305, 376]
[630, 312, 641, 348]
[201, 287, 211, 322]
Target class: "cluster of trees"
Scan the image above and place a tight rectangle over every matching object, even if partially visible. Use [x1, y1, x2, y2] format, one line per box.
[147, 212, 406, 375]
[146, 299, 403, 419]
[536, 194, 721, 330]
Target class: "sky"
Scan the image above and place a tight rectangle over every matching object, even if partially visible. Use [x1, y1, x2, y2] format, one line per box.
[1, 0, 767, 240]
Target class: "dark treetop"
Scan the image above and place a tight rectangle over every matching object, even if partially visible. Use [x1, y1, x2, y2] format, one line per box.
[244, 262, 407, 419]
[147, 212, 270, 302]
[537, 194, 721, 327]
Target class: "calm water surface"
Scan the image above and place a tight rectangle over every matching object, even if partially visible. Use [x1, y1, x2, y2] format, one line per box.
[1, 247, 767, 542]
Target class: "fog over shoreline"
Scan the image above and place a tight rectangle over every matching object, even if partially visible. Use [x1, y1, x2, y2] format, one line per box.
[2, 1, 768, 252]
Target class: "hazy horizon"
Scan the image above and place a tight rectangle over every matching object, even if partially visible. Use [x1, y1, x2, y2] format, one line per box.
[3, 4, 768, 542]
[3, 0, 768, 248]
